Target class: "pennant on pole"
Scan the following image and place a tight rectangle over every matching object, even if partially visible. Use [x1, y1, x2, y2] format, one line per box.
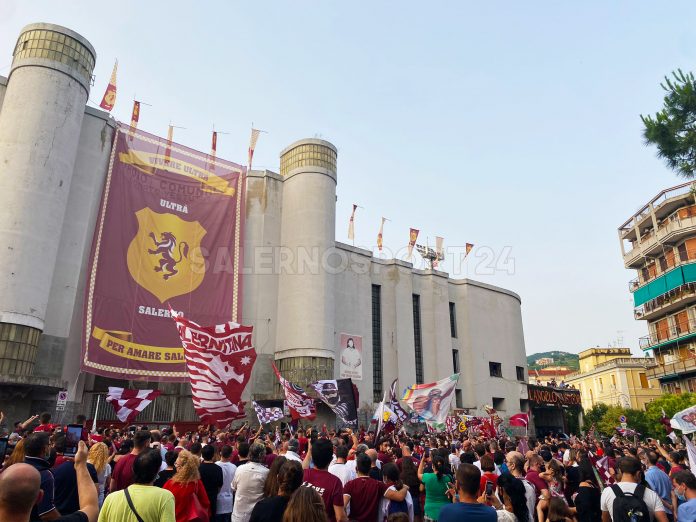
[434, 236, 444, 268]
[272, 362, 316, 420]
[210, 131, 218, 167]
[377, 217, 386, 252]
[248, 128, 261, 171]
[105, 387, 160, 424]
[164, 125, 174, 164]
[130, 101, 140, 129]
[465, 243, 474, 258]
[348, 204, 357, 241]
[171, 311, 256, 426]
[99, 60, 118, 111]
[408, 228, 419, 259]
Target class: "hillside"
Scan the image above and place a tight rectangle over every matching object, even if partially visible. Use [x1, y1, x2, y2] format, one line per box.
[527, 351, 579, 371]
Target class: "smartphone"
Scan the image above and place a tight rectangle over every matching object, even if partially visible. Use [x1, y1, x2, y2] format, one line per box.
[424, 447, 430, 458]
[0, 438, 8, 462]
[485, 480, 494, 496]
[64, 424, 83, 457]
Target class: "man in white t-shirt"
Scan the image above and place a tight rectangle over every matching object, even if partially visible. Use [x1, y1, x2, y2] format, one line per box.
[328, 446, 355, 486]
[600, 456, 668, 522]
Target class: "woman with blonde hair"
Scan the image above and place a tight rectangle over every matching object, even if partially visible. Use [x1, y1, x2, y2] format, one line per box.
[282, 487, 329, 522]
[163, 449, 211, 522]
[3, 438, 26, 469]
[87, 442, 111, 506]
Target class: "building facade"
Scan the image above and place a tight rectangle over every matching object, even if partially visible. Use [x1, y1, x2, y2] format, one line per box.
[0, 23, 529, 425]
[619, 183, 696, 395]
[565, 348, 661, 410]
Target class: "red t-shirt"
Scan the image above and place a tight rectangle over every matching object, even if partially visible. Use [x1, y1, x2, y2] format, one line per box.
[378, 451, 393, 464]
[163, 479, 210, 522]
[303, 468, 344, 522]
[298, 437, 309, 456]
[34, 424, 58, 433]
[395, 456, 418, 471]
[343, 476, 389, 522]
[479, 472, 499, 499]
[111, 453, 138, 492]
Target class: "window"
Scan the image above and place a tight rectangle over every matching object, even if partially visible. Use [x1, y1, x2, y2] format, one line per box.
[679, 242, 689, 262]
[372, 285, 383, 403]
[519, 399, 529, 412]
[489, 362, 502, 378]
[639, 373, 649, 389]
[516, 366, 525, 382]
[493, 397, 506, 411]
[659, 255, 667, 272]
[455, 389, 463, 408]
[452, 349, 460, 374]
[413, 294, 423, 384]
[449, 302, 457, 338]
[599, 378, 604, 392]
[611, 374, 616, 387]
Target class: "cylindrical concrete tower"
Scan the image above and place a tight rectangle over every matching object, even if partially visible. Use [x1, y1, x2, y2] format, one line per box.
[0, 23, 95, 376]
[275, 139, 337, 385]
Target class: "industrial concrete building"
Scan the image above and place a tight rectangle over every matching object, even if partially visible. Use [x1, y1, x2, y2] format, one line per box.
[0, 23, 529, 425]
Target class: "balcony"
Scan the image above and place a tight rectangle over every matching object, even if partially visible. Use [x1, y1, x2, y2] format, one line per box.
[639, 319, 696, 351]
[619, 182, 696, 241]
[635, 282, 696, 321]
[624, 214, 696, 268]
[646, 356, 696, 380]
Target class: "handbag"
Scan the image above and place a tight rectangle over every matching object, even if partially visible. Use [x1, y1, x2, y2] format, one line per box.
[123, 487, 145, 522]
[186, 481, 209, 522]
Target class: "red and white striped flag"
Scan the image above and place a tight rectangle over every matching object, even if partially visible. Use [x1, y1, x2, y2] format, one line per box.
[348, 204, 357, 240]
[99, 60, 118, 111]
[248, 128, 261, 171]
[172, 311, 257, 426]
[272, 362, 315, 420]
[106, 387, 160, 424]
[377, 217, 386, 251]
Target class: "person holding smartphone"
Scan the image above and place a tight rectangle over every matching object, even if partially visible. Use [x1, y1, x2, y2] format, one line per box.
[438, 464, 496, 521]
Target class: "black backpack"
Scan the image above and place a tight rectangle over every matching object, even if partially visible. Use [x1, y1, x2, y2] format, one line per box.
[610, 484, 650, 522]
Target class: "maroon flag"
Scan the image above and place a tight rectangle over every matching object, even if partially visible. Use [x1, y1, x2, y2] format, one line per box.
[272, 362, 315, 420]
[172, 311, 256, 425]
[82, 126, 245, 382]
[105, 387, 160, 424]
[509, 412, 529, 427]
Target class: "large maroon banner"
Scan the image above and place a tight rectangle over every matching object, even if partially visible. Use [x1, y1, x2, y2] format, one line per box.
[82, 125, 245, 381]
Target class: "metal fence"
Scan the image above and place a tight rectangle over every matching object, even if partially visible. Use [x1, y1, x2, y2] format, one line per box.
[82, 392, 200, 424]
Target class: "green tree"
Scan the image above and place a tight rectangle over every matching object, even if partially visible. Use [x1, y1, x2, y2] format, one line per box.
[584, 403, 608, 429]
[596, 406, 652, 437]
[645, 392, 696, 438]
[642, 69, 696, 177]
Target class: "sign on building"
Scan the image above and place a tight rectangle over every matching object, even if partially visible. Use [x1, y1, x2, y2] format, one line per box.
[56, 390, 68, 411]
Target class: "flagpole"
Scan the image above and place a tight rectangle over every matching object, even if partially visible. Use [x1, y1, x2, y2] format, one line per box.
[91, 395, 100, 434]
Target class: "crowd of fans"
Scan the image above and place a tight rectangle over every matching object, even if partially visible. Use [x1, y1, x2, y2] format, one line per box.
[1, 410, 695, 522]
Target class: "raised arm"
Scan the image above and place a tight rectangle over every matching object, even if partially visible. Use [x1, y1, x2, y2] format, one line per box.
[417, 453, 425, 481]
[73, 441, 99, 522]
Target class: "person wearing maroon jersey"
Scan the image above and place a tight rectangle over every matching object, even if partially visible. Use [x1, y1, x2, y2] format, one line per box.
[302, 438, 347, 522]
[343, 453, 410, 522]
[110, 430, 151, 492]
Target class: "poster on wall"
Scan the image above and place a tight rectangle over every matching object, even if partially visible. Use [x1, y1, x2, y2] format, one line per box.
[82, 125, 245, 382]
[339, 333, 363, 380]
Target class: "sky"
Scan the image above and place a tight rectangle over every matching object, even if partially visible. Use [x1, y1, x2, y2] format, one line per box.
[1, 1, 694, 356]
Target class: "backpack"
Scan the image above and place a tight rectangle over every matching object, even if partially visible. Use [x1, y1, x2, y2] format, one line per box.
[610, 484, 650, 522]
